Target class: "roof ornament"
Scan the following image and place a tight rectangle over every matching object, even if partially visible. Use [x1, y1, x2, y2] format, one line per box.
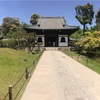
[60, 17, 66, 27]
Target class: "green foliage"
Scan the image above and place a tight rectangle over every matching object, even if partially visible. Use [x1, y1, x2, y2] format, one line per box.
[69, 29, 83, 47]
[30, 14, 40, 25]
[20, 22, 28, 29]
[0, 25, 2, 31]
[24, 32, 36, 47]
[0, 39, 27, 49]
[0, 39, 17, 48]
[75, 3, 94, 34]
[90, 8, 100, 32]
[1, 29, 36, 49]
[6, 29, 27, 49]
[95, 9, 100, 30]
[70, 29, 83, 40]
[2, 17, 20, 35]
[0, 26, 3, 40]
[96, 9, 100, 26]
[76, 31, 100, 53]
[65, 51, 100, 74]
[0, 17, 36, 49]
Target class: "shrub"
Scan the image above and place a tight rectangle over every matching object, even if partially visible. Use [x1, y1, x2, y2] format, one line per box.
[0, 39, 17, 48]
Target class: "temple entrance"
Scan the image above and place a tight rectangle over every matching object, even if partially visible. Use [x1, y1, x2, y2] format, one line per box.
[47, 37, 56, 47]
[45, 35, 58, 47]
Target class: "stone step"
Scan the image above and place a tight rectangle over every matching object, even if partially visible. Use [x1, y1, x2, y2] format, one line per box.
[46, 47, 58, 51]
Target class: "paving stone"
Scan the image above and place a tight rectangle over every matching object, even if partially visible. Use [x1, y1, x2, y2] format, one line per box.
[66, 94, 77, 100]
[77, 94, 89, 100]
[65, 90, 69, 95]
[52, 51, 98, 100]
[75, 98, 85, 100]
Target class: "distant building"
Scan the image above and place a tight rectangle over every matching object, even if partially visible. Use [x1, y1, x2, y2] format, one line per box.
[25, 17, 79, 47]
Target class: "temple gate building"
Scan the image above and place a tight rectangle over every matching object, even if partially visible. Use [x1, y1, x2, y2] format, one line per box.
[25, 17, 79, 47]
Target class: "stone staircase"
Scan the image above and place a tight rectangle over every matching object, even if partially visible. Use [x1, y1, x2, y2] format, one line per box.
[46, 47, 58, 51]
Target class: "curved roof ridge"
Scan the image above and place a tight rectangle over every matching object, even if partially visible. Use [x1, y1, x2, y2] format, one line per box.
[39, 16, 63, 19]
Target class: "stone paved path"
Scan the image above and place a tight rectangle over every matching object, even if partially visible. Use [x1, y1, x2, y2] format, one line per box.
[21, 51, 100, 100]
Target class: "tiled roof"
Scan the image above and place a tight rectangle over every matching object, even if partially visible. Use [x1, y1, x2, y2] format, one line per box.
[25, 17, 79, 30]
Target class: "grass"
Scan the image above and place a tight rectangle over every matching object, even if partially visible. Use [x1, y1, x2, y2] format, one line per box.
[65, 51, 100, 74]
[0, 48, 39, 100]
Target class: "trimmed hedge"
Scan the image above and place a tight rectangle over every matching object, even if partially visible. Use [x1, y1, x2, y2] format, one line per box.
[0, 39, 27, 49]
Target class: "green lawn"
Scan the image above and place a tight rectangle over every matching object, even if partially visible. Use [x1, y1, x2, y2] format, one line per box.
[0, 48, 39, 100]
[65, 51, 100, 74]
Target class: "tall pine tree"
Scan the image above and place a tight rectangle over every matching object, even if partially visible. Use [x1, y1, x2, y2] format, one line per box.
[75, 3, 94, 34]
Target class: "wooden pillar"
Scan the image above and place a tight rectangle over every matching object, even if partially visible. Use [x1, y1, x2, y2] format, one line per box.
[68, 35, 69, 47]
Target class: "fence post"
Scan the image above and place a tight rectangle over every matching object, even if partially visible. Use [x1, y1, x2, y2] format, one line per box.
[9, 85, 12, 100]
[26, 67, 28, 79]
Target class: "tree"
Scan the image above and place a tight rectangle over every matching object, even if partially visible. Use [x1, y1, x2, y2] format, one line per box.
[76, 31, 100, 53]
[0, 25, 3, 40]
[96, 9, 100, 26]
[23, 32, 36, 53]
[30, 14, 40, 25]
[7, 28, 36, 50]
[24, 32, 36, 46]
[95, 9, 100, 30]
[20, 22, 28, 29]
[69, 29, 83, 47]
[89, 9, 100, 31]
[70, 29, 83, 41]
[2, 17, 20, 35]
[7, 29, 24, 49]
[75, 3, 94, 34]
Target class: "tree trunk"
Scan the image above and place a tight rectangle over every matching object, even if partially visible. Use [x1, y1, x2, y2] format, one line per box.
[83, 24, 86, 35]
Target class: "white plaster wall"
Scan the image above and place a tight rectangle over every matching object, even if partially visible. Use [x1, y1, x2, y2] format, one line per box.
[58, 35, 68, 46]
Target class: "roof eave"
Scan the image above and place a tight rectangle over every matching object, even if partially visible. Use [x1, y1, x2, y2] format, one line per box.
[24, 27, 79, 30]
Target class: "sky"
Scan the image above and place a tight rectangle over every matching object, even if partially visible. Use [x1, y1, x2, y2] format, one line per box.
[0, 0, 100, 29]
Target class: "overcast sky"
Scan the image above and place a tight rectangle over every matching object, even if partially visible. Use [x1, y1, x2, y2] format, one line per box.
[0, 0, 100, 29]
